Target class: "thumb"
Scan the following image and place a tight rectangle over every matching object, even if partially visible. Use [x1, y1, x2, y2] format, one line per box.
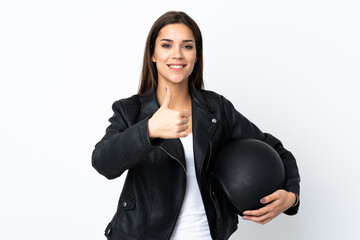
[161, 86, 172, 108]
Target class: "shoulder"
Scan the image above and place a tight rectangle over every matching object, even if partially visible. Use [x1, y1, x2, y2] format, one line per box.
[113, 94, 142, 107]
[111, 94, 142, 116]
[198, 89, 223, 99]
[111, 94, 144, 113]
[197, 89, 231, 108]
[111, 94, 144, 124]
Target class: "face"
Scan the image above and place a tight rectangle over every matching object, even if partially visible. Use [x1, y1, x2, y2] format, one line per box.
[152, 23, 197, 86]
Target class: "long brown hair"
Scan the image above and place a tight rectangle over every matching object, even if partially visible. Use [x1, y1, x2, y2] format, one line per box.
[138, 11, 204, 94]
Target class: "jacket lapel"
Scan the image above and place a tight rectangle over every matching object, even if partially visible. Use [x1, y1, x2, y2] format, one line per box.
[191, 89, 219, 177]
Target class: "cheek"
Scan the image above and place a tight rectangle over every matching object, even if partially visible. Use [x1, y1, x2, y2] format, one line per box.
[153, 50, 168, 63]
[188, 54, 197, 67]
[159, 54, 168, 63]
[187, 51, 197, 63]
[188, 63, 196, 73]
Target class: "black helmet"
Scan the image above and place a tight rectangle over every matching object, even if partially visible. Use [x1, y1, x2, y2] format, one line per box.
[211, 139, 285, 215]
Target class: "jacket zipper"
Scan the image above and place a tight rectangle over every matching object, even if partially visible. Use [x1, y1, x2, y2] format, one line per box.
[160, 146, 187, 173]
[159, 146, 187, 240]
[205, 141, 216, 206]
[199, 140, 212, 192]
[206, 141, 224, 240]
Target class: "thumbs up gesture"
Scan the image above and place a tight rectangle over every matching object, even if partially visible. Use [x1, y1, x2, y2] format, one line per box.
[148, 87, 191, 139]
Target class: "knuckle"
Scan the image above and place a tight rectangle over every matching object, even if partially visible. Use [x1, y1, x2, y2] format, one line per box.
[176, 126, 183, 132]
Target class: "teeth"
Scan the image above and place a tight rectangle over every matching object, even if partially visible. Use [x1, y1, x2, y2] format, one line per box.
[169, 65, 184, 69]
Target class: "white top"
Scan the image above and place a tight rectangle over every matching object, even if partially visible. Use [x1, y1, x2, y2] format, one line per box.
[170, 134, 212, 240]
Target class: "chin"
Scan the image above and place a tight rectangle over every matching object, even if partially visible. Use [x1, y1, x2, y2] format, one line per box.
[165, 75, 190, 84]
[169, 79, 188, 85]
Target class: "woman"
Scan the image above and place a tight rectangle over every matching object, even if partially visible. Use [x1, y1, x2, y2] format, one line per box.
[92, 11, 300, 240]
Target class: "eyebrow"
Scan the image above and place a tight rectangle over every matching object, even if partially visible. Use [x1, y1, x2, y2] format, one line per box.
[160, 39, 194, 43]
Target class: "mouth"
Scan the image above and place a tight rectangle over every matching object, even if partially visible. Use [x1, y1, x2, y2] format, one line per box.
[167, 64, 186, 69]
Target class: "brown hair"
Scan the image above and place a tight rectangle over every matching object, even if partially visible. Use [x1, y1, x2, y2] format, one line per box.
[138, 11, 204, 94]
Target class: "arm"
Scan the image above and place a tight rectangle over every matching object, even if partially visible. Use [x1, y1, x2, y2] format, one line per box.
[92, 100, 154, 180]
[221, 96, 300, 219]
[92, 87, 191, 179]
[261, 133, 300, 215]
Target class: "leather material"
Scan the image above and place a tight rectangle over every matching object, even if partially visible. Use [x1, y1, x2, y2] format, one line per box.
[92, 88, 300, 240]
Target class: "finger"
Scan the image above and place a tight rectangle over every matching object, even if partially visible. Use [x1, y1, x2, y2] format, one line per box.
[178, 124, 189, 133]
[261, 211, 280, 224]
[243, 212, 273, 225]
[162, 86, 172, 108]
[180, 109, 191, 118]
[180, 117, 189, 124]
[178, 131, 189, 138]
[243, 205, 270, 217]
[260, 190, 281, 204]
[261, 217, 273, 225]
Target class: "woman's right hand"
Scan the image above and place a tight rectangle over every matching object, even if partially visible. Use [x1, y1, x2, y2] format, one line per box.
[148, 87, 191, 139]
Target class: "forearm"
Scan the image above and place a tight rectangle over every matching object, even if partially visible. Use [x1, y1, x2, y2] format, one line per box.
[92, 117, 154, 179]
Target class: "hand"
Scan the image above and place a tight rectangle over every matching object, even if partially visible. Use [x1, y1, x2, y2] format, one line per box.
[242, 189, 296, 224]
[148, 86, 191, 139]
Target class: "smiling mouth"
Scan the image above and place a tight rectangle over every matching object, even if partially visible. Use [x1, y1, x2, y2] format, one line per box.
[168, 64, 186, 69]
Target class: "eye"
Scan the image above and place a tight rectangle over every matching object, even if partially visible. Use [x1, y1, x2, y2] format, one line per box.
[161, 44, 171, 48]
[183, 45, 194, 50]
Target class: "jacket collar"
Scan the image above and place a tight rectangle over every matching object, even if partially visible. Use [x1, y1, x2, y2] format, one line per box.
[139, 88, 219, 175]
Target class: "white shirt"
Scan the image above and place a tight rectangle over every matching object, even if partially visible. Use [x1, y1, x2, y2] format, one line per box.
[170, 134, 212, 240]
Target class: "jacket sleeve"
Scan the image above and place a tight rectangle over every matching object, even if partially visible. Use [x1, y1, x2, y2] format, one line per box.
[221, 96, 300, 215]
[92, 100, 155, 180]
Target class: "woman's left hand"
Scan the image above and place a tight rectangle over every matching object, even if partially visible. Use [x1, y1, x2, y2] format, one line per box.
[242, 189, 296, 224]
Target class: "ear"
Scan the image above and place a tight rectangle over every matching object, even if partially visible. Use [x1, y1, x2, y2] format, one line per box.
[152, 56, 156, 62]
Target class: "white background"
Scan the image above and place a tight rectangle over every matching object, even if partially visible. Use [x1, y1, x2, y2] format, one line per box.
[1, 0, 359, 239]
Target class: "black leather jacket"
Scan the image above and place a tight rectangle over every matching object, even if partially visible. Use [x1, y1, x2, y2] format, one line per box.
[92, 89, 300, 240]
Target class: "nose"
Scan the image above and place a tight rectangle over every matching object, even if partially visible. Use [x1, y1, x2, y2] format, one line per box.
[172, 45, 184, 59]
